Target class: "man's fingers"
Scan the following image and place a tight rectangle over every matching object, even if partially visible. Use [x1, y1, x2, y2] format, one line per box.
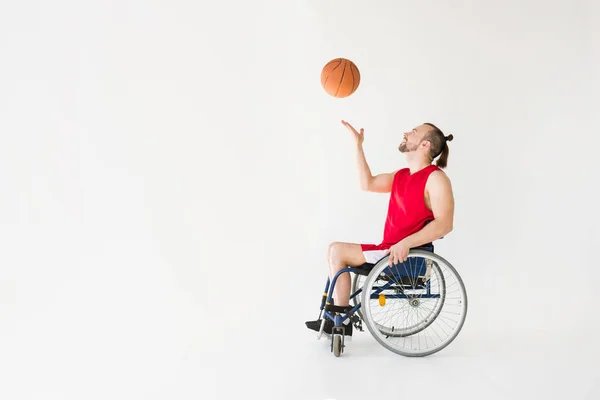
[341, 120, 361, 134]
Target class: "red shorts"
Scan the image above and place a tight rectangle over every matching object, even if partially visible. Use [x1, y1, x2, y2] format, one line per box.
[360, 243, 392, 264]
[361, 242, 435, 264]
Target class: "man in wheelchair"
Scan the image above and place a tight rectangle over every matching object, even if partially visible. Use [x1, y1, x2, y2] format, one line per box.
[305, 120, 456, 337]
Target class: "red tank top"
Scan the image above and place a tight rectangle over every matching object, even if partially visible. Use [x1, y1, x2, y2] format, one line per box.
[361, 164, 439, 251]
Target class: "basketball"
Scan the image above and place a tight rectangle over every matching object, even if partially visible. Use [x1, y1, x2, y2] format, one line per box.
[320, 58, 360, 98]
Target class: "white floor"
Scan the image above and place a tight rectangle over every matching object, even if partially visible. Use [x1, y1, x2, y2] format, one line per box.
[184, 319, 598, 400]
[0, 283, 598, 400]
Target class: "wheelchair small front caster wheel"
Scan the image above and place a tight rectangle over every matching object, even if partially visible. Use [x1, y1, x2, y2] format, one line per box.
[332, 335, 342, 357]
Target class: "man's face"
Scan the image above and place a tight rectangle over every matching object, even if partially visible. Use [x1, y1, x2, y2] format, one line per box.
[399, 124, 428, 153]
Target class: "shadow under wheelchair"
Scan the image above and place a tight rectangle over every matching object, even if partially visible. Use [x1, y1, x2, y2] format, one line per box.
[311, 247, 468, 358]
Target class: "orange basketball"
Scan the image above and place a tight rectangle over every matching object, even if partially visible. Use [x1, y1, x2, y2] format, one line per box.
[320, 58, 360, 98]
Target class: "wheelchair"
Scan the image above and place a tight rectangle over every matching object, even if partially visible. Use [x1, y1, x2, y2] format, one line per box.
[314, 244, 468, 357]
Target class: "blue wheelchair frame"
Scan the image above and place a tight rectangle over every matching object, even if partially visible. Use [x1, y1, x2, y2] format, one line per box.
[318, 245, 441, 334]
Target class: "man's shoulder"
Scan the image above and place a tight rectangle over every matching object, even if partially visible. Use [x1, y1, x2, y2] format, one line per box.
[429, 168, 449, 178]
[426, 169, 452, 189]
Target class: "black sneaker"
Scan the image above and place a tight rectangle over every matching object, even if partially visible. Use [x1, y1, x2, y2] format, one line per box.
[305, 318, 353, 336]
[305, 318, 333, 333]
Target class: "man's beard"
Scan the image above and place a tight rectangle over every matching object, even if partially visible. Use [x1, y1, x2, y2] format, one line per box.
[398, 141, 413, 153]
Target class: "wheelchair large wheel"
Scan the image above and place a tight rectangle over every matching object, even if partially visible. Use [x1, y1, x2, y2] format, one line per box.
[352, 260, 445, 336]
[361, 249, 467, 357]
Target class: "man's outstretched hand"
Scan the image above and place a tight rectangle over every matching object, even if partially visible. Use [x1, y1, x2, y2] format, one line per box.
[341, 120, 364, 145]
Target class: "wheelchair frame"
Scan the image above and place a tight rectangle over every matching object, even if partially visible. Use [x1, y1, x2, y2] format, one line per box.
[315, 247, 467, 357]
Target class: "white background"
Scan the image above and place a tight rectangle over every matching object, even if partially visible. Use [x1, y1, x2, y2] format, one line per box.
[0, 0, 598, 399]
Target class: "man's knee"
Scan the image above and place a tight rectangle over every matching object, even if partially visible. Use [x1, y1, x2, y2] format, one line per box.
[327, 241, 365, 266]
[327, 241, 339, 257]
[327, 241, 345, 264]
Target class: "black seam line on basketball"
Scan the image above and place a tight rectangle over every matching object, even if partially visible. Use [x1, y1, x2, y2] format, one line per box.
[352, 65, 359, 93]
[323, 59, 343, 86]
[349, 64, 356, 93]
[335, 60, 347, 97]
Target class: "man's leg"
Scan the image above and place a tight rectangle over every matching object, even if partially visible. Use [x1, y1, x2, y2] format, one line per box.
[305, 242, 366, 334]
[327, 242, 367, 307]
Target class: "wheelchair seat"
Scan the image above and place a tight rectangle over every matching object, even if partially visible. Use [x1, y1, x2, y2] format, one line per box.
[355, 263, 375, 276]
[354, 243, 435, 278]
[354, 248, 434, 287]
